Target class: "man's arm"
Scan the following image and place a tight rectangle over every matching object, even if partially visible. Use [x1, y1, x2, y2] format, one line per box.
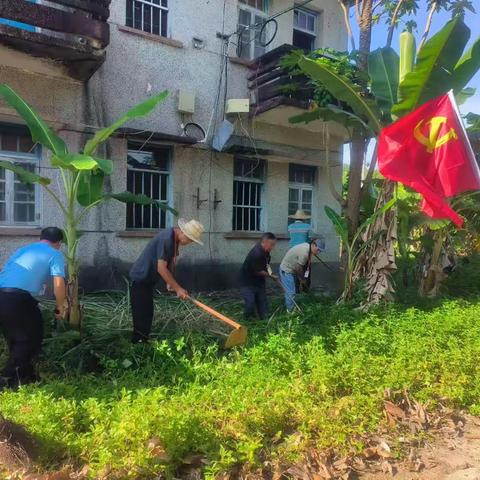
[53, 276, 66, 318]
[157, 260, 189, 299]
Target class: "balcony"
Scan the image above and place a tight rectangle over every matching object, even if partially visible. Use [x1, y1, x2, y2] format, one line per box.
[0, 0, 111, 81]
[248, 44, 314, 124]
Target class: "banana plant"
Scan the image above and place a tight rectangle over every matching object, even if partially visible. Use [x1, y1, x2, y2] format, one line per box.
[289, 16, 480, 303]
[0, 85, 175, 327]
[325, 198, 397, 301]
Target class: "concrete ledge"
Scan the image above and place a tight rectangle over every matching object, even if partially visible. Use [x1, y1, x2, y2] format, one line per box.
[118, 25, 183, 48]
[229, 56, 253, 67]
[116, 230, 157, 238]
[0, 227, 41, 237]
[224, 232, 289, 240]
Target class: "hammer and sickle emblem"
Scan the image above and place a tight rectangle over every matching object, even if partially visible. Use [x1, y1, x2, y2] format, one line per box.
[413, 116, 458, 153]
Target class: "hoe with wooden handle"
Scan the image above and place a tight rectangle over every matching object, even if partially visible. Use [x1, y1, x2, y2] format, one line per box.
[188, 297, 248, 349]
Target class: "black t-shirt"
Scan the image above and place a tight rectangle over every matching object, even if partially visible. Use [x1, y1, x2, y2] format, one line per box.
[240, 243, 271, 288]
[129, 228, 176, 285]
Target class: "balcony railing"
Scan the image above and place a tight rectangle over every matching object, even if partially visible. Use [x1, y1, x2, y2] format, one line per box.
[0, 0, 111, 81]
[248, 44, 314, 117]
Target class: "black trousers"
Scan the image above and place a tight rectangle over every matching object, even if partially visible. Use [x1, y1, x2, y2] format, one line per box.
[241, 285, 269, 320]
[0, 290, 43, 386]
[130, 282, 154, 343]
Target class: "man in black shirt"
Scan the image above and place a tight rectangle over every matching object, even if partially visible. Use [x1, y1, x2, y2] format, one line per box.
[129, 218, 205, 343]
[240, 232, 277, 320]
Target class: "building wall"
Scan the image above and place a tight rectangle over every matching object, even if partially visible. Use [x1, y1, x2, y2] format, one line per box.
[0, 0, 347, 292]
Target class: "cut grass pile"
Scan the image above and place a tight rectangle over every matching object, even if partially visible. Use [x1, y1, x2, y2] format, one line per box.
[1, 289, 480, 478]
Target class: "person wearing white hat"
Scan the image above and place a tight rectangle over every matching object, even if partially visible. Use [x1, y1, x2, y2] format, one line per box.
[129, 218, 205, 343]
[288, 209, 312, 248]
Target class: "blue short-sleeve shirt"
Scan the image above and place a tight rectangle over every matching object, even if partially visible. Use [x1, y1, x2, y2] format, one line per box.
[288, 221, 312, 248]
[0, 242, 65, 295]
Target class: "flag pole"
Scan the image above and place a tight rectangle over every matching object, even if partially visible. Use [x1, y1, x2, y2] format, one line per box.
[447, 90, 480, 184]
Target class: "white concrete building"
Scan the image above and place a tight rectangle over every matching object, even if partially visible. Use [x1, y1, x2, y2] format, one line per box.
[0, 0, 346, 291]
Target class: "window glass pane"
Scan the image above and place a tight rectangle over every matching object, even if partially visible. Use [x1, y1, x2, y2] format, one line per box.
[144, 4, 152, 33]
[133, 1, 142, 29]
[126, 0, 133, 27]
[307, 15, 315, 32]
[302, 189, 312, 204]
[1, 134, 18, 152]
[14, 203, 35, 223]
[161, 9, 168, 36]
[289, 164, 315, 184]
[289, 188, 299, 202]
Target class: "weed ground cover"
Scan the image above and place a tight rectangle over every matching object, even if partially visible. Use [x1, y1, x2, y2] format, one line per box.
[1, 262, 480, 478]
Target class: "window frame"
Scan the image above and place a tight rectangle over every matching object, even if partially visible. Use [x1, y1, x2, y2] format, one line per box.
[126, 144, 173, 230]
[288, 164, 316, 227]
[125, 0, 168, 37]
[232, 157, 266, 232]
[0, 127, 42, 227]
[293, 7, 318, 51]
[237, 0, 269, 60]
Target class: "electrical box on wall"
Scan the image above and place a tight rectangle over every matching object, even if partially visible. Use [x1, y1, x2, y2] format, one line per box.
[177, 90, 195, 114]
[226, 99, 250, 114]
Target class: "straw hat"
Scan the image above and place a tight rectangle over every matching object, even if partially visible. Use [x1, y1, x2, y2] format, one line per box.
[178, 218, 205, 245]
[289, 209, 311, 220]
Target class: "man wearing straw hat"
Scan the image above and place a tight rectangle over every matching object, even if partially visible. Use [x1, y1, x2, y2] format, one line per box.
[288, 209, 313, 248]
[129, 218, 205, 343]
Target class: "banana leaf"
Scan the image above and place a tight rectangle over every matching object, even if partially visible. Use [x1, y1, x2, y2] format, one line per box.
[0, 84, 67, 156]
[451, 34, 480, 94]
[298, 57, 383, 134]
[455, 87, 476, 105]
[52, 154, 113, 174]
[84, 91, 169, 156]
[393, 17, 470, 118]
[76, 171, 105, 207]
[108, 191, 178, 215]
[324, 205, 348, 245]
[368, 47, 400, 117]
[0, 160, 51, 185]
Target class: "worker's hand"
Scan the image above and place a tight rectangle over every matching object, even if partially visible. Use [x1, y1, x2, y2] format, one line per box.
[54, 305, 66, 321]
[176, 287, 189, 300]
[269, 274, 279, 281]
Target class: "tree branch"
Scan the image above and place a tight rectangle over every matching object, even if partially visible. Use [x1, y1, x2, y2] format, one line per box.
[338, 0, 356, 51]
[418, 1, 437, 53]
[386, 0, 406, 47]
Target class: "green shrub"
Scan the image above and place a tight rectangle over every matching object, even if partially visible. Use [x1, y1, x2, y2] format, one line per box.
[2, 293, 480, 478]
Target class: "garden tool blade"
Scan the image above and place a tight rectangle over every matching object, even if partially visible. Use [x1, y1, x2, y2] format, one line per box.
[224, 325, 248, 349]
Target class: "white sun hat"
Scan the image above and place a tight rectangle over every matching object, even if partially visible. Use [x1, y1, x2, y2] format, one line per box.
[178, 218, 205, 246]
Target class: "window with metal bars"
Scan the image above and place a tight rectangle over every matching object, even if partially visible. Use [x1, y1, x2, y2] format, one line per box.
[232, 158, 265, 231]
[288, 164, 315, 225]
[126, 0, 168, 37]
[126, 146, 171, 230]
[0, 126, 41, 226]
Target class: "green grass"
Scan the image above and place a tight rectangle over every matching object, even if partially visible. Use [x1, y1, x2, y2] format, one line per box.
[2, 263, 480, 478]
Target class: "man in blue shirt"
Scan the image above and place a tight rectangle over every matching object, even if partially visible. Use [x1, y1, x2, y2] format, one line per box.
[288, 209, 312, 247]
[0, 227, 66, 389]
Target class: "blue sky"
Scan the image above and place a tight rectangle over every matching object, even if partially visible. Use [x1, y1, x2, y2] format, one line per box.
[343, 3, 479, 163]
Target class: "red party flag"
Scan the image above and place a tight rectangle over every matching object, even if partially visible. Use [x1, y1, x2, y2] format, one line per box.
[378, 91, 480, 227]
